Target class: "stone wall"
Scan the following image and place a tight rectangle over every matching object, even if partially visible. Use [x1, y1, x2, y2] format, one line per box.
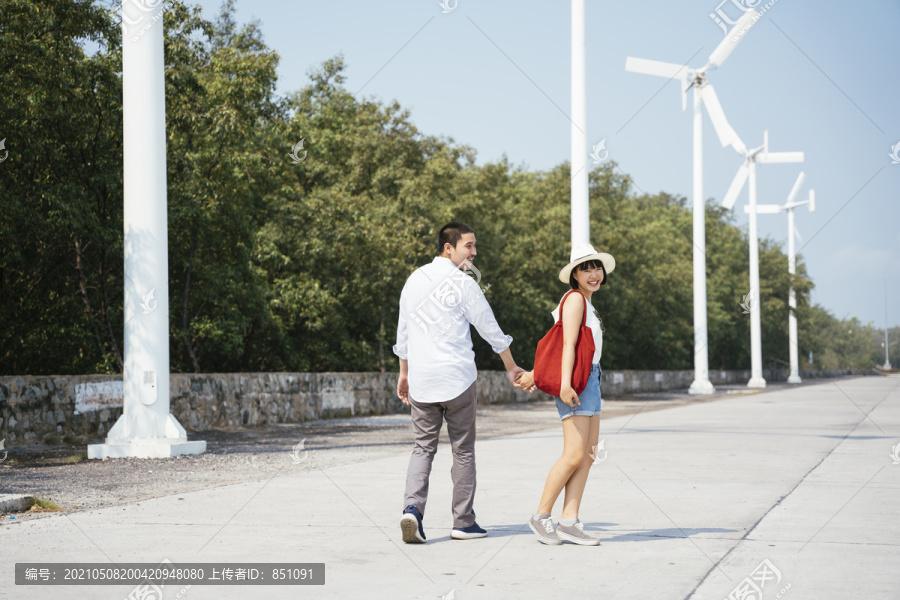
[0, 368, 857, 448]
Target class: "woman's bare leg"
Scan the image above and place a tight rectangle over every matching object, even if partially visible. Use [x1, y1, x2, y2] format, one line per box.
[535, 415, 591, 514]
[561, 415, 600, 519]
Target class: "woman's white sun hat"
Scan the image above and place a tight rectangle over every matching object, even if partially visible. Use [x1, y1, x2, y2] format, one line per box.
[558, 242, 616, 284]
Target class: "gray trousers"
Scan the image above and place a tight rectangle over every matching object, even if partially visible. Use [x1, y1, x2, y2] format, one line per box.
[403, 382, 477, 529]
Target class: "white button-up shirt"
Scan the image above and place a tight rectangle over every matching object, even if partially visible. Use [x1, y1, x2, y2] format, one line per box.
[393, 257, 513, 403]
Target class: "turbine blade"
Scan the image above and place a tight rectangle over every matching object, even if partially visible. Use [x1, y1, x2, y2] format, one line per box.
[744, 204, 782, 214]
[625, 57, 689, 79]
[722, 164, 750, 210]
[701, 84, 734, 147]
[786, 171, 806, 204]
[708, 9, 762, 68]
[758, 151, 804, 164]
[808, 189, 815, 212]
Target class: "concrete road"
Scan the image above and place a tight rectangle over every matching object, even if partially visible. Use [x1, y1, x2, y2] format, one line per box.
[1, 376, 898, 600]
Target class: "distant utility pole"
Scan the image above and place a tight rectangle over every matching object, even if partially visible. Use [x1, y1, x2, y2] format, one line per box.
[885, 279, 892, 370]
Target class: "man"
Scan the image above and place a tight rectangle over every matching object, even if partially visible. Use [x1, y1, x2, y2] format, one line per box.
[393, 221, 526, 544]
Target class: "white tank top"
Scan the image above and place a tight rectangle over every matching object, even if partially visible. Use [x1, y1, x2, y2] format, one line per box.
[551, 292, 603, 364]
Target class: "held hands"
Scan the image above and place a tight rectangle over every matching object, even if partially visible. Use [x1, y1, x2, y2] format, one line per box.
[507, 366, 526, 389]
[515, 370, 536, 393]
[559, 385, 580, 408]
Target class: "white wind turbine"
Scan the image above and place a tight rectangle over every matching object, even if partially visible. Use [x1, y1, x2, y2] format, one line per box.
[625, 8, 760, 395]
[722, 130, 804, 388]
[744, 171, 814, 384]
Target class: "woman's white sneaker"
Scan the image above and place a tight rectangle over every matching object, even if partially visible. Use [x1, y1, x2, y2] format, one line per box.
[528, 513, 563, 545]
[555, 519, 600, 546]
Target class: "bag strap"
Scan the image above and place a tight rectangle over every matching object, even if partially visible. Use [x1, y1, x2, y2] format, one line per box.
[559, 290, 588, 327]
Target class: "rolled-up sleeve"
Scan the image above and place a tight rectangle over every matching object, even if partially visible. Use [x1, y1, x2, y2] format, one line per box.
[462, 280, 513, 353]
[392, 285, 409, 359]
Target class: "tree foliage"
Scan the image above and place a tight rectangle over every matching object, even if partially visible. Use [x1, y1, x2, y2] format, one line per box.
[0, 0, 884, 375]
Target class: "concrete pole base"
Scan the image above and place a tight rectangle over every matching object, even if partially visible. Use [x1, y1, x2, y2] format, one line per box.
[747, 377, 767, 389]
[787, 374, 802, 384]
[688, 380, 716, 395]
[88, 438, 206, 459]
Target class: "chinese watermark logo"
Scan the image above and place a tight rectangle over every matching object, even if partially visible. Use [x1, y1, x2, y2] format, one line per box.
[409, 262, 491, 342]
[125, 558, 191, 600]
[890, 442, 900, 465]
[589, 439, 607, 464]
[0, 138, 8, 163]
[140, 288, 158, 314]
[727, 559, 790, 600]
[289, 139, 308, 164]
[590, 138, 609, 164]
[114, 0, 174, 43]
[889, 141, 900, 165]
[291, 439, 309, 464]
[439, 0, 458, 13]
[740, 289, 756, 314]
[708, 0, 773, 38]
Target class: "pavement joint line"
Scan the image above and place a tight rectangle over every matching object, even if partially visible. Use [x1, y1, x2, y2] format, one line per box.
[683, 379, 898, 599]
[61, 512, 119, 566]
[796, 465, 887, 554]
[823, 377, 895, 434]
[616, 465, 732, 583]
[464, 522, 530, 585]
[313, 464, 435, 585]
[195, 464, 288, 554]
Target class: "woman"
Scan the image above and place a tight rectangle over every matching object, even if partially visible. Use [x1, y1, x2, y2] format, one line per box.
[517, 243, 615, 545]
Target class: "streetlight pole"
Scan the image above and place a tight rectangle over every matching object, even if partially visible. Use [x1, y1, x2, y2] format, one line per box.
[570, 0, 589, 247]
[89, 2, 204, 459]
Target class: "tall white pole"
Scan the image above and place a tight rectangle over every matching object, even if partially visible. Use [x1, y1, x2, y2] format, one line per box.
[886, 279, 893, 369]
[786, 207, 801, 383]
[689, 87, 714, 394]
[89, 3, 204, 459]
[747, 160, 766, 388]
[570, 0, 589, 246]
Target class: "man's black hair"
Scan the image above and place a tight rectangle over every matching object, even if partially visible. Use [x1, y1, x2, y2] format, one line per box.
[438, 221, 475, 255]
[569, 259, 606, 290]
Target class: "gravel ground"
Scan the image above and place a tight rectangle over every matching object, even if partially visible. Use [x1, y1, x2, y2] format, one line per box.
[0, 386, 771, 523]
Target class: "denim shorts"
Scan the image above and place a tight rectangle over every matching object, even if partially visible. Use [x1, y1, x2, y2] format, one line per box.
[555, 364, 602, 419]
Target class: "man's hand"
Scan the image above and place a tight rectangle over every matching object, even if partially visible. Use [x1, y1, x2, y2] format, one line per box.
[516, 370, 536, 393]
[507, 365, 526, 388]
[397, 374, 410, 405]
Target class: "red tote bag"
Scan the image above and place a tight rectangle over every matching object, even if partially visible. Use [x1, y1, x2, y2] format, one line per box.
[533, 290, 595, 396]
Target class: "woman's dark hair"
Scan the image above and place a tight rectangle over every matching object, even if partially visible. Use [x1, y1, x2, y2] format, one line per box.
[438, 221, 475, 255]
[569, 259, 606, 290]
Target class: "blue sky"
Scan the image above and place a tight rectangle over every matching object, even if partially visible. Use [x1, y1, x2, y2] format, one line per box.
[193, 0, 900, 330]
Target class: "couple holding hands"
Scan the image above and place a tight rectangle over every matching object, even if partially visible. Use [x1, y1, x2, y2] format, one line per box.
[393, 221, 614, 546]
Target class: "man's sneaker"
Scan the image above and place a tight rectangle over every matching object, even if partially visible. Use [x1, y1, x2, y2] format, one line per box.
[401, 505, 426, 544]
[528, 513, 563, 545]
[555, 519, 600, 546]
[450, 522, 488, 540]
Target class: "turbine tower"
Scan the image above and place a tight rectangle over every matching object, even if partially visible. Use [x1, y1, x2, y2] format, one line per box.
[722, 131, 804, 388]
[625, 8, 761, 395]
[744, 171, 815, 384]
